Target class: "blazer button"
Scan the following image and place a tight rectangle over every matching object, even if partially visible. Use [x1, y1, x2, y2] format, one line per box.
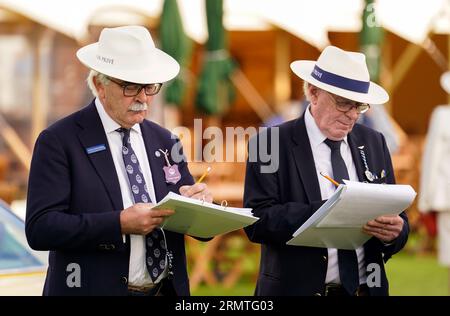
[121, 276, 128, 285]
[314, 292, 322, 296]
[322, 255, 327, 261]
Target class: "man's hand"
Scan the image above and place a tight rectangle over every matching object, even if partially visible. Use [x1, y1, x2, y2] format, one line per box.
[362, 215, 404, 243]
[120, 203, 174, 235]
[179, 183, 213, 203]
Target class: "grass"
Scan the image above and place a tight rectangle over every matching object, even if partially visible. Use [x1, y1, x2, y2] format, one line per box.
[192, 283, 255, 296]
[191, 251, 449, 296]
[386, 252, 448, 296]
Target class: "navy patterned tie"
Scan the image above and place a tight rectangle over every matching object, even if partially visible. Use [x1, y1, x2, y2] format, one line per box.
[117, 128, 167, 282]
[324, 138, 359, 295]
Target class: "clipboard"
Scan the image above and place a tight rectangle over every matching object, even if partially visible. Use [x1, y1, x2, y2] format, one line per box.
[287, 180, 416, 249]
[152, 192, 257, 238]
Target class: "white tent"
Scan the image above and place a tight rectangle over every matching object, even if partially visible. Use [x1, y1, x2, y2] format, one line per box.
[0, 0, 361, 48]
[376, 0, 450, 45]
[1, 0, 448, 48]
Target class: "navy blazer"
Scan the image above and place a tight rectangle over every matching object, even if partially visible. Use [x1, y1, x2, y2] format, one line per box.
[26, 101, 195, 296]
[244, 115, 409, 296]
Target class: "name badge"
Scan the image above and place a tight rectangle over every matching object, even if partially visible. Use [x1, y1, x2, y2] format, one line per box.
[86, 144, 106, 154]
[159, 149, 181, 184]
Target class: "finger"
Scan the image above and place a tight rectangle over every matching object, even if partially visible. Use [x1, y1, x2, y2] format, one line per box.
[151, 217, 164, 225]
[190, 192, 210, 201]
[365, 221, 384, 229]
[371, 232, 389, 241]
[368, 222, 398, 233]
[364, 224, 391, 236]
[372, 220, 403, 234]
[150, 209, 175, 217]
[362, 226, 379, 235]
[179, 185, 189, 195]
[133, 203, 154, 211]
[375, 215, 399, 225]
[366, 219, 400, 232]
[180, 183, 207, 197]
[377, 228, 397, 240]
[203, 193, 213, 203]
[362, 226, 373, 235]
[362, 227, 383, 238]
[363, 227, 392, 241]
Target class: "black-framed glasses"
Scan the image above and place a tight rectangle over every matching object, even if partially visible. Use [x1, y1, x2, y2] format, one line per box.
[323, 90, 370, 114]
[108, 77, 162, 97]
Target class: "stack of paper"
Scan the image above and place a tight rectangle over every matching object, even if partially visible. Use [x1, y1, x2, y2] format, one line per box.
[287, 180, 416, 249]
[152, 192, 257, 238]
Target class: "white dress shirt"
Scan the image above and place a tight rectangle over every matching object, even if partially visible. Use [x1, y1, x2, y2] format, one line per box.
[304, 106, 367, 285]
[95, 98, 167, 286]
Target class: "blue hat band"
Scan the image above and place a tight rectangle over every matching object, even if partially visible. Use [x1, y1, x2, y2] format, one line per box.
[311, 65, 369, 93]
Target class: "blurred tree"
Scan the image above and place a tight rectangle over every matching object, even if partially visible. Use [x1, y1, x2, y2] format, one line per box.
[196, 0, 235, 115]
[160, 0, 192, 107]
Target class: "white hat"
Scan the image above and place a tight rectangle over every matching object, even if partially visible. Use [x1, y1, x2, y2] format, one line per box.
[290, 46, 389, 104]
[440, 71, 450, 94]
[76, 25, 180, 84]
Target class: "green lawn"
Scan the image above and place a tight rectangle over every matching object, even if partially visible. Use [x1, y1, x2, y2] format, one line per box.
[386, 252, 448, 296]
[192, 251, 449, 296]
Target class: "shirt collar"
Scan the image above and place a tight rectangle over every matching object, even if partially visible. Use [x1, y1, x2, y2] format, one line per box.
[304, 104, 348, 148]
[95, 98, 141, 135]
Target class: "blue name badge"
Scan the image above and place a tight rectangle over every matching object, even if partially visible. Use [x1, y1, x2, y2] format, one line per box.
[86, 144, 107, 155]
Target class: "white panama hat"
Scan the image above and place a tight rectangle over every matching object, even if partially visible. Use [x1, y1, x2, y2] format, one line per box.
[290, 45, 389, 105]
[76, 25, 180, 84]
[440, 71, 450, 94]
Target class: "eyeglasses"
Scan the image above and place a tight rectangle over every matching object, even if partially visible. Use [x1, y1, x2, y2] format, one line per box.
[108, 77, 162, 97]
[323, 90, 370, 114]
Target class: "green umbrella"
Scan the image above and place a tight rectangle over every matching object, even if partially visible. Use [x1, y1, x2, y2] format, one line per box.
[359, 0, 384, 82]
[196, 0, 235, 115]
[160, 0, 192, 107]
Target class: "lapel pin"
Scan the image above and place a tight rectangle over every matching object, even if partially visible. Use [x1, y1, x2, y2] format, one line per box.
[365, 170, 374, 182]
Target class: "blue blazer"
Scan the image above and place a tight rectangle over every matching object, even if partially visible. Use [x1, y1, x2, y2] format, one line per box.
[26, 101, 194, 295]
[244, 115, 409, 296]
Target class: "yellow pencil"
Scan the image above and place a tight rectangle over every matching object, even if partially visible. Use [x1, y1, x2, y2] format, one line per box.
[196, 166, 211, 184]
[320, 172, 340, 187]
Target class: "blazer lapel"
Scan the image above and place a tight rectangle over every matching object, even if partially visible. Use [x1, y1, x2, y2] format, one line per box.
[348, 132, 366, 182]
[76, 102, 123, 211]
[140, 122, 168, 202]
[291, 116, 322, 202]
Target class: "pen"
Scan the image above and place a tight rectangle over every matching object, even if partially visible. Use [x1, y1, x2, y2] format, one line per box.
[196, 166, 211, 184]
[320, 172, 340, 187]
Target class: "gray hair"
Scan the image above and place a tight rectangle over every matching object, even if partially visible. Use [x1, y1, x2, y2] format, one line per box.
[86, 70, 110, 97]
[303, 81, 312, 101]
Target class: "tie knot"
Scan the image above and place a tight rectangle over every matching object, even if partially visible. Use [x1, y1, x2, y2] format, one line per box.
[116, 127, 130, 137]
[116, 128, 130, 145]
[324, 138, 342, 150]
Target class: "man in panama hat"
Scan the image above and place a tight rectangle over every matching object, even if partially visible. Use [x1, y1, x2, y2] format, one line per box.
[26, 25, 212, 296]
[244, 46, 409, 296]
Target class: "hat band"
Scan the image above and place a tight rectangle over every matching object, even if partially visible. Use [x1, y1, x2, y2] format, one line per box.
[311, 65, 369, 93]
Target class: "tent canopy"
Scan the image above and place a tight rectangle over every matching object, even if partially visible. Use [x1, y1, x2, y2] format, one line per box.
[0, 0, 448, 47]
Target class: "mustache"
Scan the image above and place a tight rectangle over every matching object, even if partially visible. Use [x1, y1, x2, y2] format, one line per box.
[128, 102, 148, 112]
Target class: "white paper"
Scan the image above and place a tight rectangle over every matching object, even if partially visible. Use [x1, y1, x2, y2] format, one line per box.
[317, 180, 417, 227]
[152, 192, 257, 238]
[287, 181, 416, 249]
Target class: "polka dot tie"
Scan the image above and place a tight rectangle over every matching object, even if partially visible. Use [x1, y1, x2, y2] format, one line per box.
[117, 128, 167, 282]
